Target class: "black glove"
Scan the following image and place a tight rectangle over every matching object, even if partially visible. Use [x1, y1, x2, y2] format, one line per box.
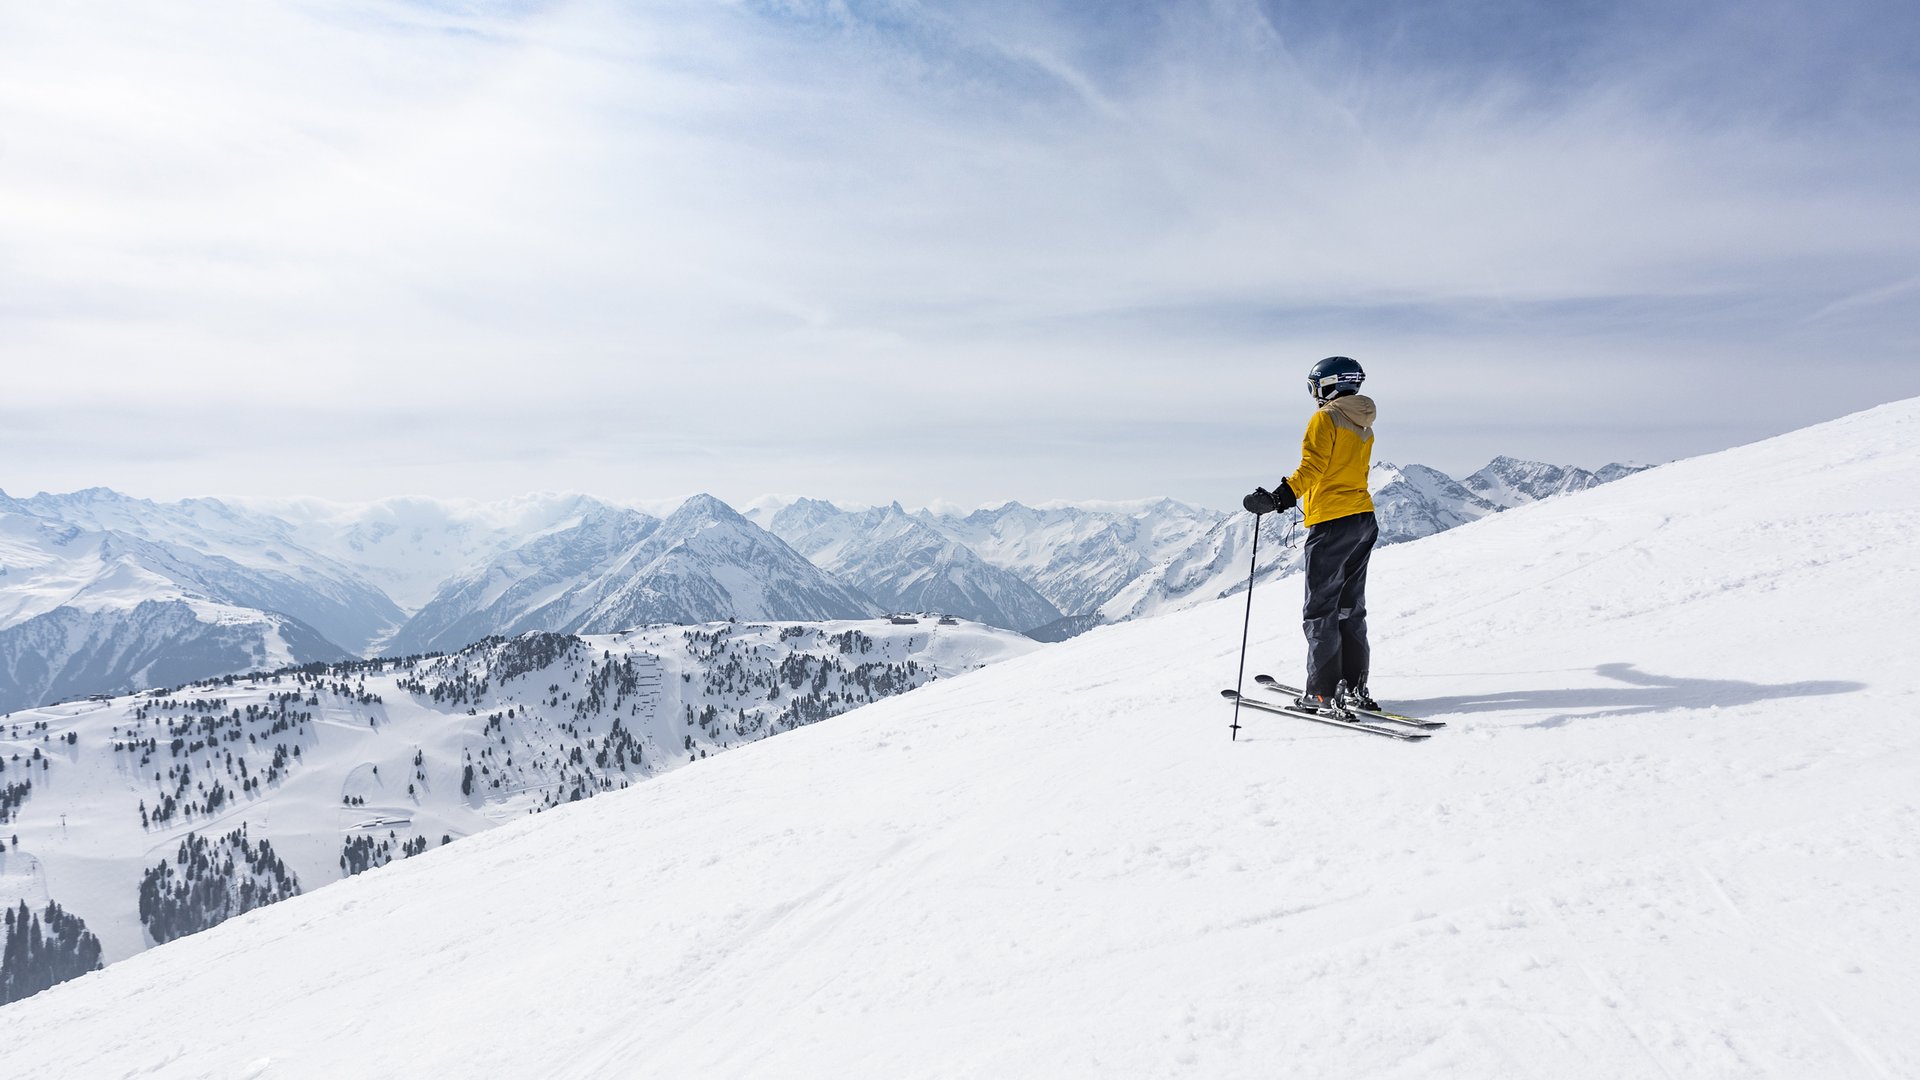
[1242, 487, 1279, 515]
[1272, 479, 1299, 513]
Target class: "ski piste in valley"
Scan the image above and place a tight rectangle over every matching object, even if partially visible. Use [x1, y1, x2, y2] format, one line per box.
[3, 398, 1918, 1078]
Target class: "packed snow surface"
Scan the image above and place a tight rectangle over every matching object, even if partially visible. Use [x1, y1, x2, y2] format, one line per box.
[5, 400, 1919, 1077]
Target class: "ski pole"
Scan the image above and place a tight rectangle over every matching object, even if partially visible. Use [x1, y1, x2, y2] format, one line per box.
[1230, 510, 1264, 741]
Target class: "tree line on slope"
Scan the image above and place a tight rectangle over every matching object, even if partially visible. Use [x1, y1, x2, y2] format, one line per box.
[1, 900, 103, 1006]
[137, 827, 301, 945]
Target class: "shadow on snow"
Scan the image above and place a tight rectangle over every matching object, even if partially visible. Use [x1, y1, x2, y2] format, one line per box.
[1392, 663, 1866, 728]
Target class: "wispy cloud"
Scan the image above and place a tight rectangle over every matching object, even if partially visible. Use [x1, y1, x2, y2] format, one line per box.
[1806, 274, 1920, 322]
[3, 0, 1916, 507]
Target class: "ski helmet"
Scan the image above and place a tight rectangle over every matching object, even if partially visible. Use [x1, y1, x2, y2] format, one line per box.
[1307, 356, 1364, 401]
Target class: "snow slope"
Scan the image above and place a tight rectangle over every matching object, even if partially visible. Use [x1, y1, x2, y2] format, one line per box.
[0, 617, 1036, 968]
[6, 400, 1918, 1078]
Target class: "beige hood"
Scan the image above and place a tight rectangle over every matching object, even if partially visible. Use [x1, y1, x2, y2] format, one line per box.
[1324, 394, 1376, 440]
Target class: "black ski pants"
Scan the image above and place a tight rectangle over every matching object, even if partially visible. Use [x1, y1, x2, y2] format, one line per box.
[1300, 511, 1377, 697]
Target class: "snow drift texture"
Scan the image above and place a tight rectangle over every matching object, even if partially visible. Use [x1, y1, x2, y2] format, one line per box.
[2, 400, 1915, 1078]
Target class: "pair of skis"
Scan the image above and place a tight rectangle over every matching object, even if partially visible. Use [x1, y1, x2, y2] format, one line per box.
[1220, 675, 1442, 742]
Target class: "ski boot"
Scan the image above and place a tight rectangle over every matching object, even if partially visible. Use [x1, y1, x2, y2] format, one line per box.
[1293, 691, 1354, 719]
[1337, 681, 1381, 713]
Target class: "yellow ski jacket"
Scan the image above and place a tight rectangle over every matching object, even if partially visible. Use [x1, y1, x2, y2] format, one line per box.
[1286, 394, 1376, 527]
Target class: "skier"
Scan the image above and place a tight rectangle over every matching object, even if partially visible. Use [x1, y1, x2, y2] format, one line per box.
[1243, 356, 1380, 718]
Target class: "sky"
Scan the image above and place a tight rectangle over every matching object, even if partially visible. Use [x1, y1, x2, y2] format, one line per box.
[3, 0, 1917, 513]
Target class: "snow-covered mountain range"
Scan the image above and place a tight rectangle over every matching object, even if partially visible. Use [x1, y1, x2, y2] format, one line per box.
[386, 496, 875, 655]
[2, 488, 405, 652]
[1089, 457, 1647, 626]
[251, 492, 654, 612]
[0, 455, 1641, 711]
[0, 501, 380, 713]
[914, 497, 1226, 618]
[1463, 455, 1643, 509]
[756, 499, 1065, 631]
[2, 399, 1912, 1077]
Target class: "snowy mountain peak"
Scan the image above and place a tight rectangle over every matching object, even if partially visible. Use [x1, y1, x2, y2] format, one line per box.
[383, 507, 664, 654]
[915, 498, 1227, 620]
[35, 485, 138, 506]
[1594, 461, 1649, 483]
[663, 492, 737, 526]
[759, 497, 848, 539]
[964, 500, 1040, 526]
[761, 499, 1061, 631]
[1463, 455, 1615, 508]
[251, 492, 629, 611]
[0, 502, 399, 709]
[389, 492, 882, 638]
[1370, 462, 1502, 545]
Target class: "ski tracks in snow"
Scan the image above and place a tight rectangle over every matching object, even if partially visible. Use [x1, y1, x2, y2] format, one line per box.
[557, 832, 933, 1078]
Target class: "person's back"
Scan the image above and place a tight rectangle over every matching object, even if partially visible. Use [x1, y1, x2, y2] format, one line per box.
[1289, 392, 1376, 527]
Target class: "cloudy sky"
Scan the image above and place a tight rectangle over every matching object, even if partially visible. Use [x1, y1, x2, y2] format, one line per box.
[4, 0, 1917, 511]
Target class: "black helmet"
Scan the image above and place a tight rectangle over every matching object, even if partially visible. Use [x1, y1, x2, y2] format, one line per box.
[1307, 356, 1364, 401]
